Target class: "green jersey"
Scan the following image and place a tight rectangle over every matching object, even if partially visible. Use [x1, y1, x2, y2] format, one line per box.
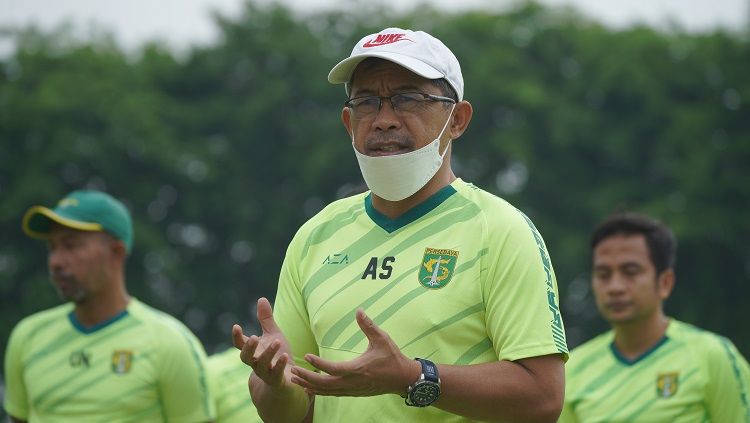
[560, 319, 750, 423]
[3, 298, 214, 422]
[275, 179, 567, 422]
[207, 348, 262, 423]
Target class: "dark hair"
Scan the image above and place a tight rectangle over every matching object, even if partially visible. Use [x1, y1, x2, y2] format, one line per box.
[347, 57, 458, 102]
[429, 77, 458, 102]
[590, 212, 676, 275]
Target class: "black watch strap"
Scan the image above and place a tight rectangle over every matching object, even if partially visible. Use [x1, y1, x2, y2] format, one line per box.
[417, 358, 439, 383]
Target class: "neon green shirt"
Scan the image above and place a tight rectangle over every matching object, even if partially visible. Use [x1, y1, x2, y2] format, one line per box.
[3, 298, 214, 422]
[275, 179, 567, 422]
[207, 348, 262, 423]
[560, 319, 750, 423]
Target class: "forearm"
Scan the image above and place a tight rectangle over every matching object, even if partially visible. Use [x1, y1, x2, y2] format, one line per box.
[250, 371, 312, 423]
[431, 354, 565, 423]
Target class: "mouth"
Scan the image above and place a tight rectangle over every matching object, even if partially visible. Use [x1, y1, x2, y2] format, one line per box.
[51, 273, 75, 289]
[368, 144, 411, 156]
[605, 301, 631, 312]
[364, 134, 413, 157]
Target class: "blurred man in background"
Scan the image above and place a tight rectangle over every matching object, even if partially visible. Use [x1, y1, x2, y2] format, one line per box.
[3, 190, 214, 423]
[561, 212, 750, 422]
[207, 347, 262, 423]
[233, 27, 567, 422]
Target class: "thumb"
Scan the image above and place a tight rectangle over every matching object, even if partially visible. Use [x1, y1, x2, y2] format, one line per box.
[257, 297, 280, 335]
[356, 309, 384, 343]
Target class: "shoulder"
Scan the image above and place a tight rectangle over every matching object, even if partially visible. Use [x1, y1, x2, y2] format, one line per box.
[452, 179, 514, 213]
[571, 331, 613, 353]
[452, 179, 539, 234]
[667, 319, 738, 360]
[290, 193, 367, 246]
[452, 180, 552, 264]
[9, 303, 72, 340]
[567, 331, 614, 372]
[207, 348, 243, 373]
[127, 299, 201, 343]
[208, 348, 236, 366]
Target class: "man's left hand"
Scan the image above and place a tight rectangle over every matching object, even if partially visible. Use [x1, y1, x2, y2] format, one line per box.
[289, 309, 420, 397]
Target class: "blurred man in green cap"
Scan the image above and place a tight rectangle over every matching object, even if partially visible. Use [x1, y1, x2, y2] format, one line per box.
[3, 190, 215, 423]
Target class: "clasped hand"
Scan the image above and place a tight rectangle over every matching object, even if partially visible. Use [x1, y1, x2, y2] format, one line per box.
[232, 297, 419, 397]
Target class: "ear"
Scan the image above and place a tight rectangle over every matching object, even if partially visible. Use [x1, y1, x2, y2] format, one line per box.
[106, 236, 127, 265]
[657, 268, 675, 300]
[449, 100, 473, 140]
[341, 107, 353, 139]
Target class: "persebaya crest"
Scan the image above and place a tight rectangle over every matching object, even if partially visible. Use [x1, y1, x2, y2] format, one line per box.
[656, 372, 679, 398]
[419, 248, 459, 289]
[112, 350, 133, 374]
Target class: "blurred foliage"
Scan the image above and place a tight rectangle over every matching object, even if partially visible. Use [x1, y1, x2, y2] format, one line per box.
[1, 0, 749, 380]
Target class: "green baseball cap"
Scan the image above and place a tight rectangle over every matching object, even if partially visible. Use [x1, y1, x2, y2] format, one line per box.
[22, 190, 134, 253]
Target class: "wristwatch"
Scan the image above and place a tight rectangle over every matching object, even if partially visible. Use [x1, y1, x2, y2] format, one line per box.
[405, 358, 441, 407]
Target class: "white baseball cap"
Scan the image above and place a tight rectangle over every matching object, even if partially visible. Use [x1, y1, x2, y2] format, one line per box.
[328, 28, 464, 100]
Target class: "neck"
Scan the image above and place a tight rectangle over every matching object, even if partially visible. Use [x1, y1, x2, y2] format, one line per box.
[372, 166, 456, 219]
[74, 274, 131, 328]
[612, 312, 669, 360]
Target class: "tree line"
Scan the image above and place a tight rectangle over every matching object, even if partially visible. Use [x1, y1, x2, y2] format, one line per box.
[1, 2, 748, 376]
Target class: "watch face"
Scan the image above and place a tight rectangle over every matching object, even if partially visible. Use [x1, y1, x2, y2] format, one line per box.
[409, 381, 441, 406]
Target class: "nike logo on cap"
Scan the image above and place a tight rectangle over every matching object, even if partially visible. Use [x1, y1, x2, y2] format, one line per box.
[362, 33, 414, 48]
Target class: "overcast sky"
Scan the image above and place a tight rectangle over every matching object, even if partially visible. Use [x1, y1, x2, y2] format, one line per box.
[0, 0, 747, 55]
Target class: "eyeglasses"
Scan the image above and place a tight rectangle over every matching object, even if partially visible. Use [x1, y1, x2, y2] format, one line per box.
[344, 92, 456, 118]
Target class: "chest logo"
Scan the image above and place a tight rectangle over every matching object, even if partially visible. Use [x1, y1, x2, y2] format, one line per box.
[418, 248, 459, 289]
[69, 350, 91, 369]
[112, 350, 133, 374]
[656, 372, 679, 398]
[323, 253, 349, 265]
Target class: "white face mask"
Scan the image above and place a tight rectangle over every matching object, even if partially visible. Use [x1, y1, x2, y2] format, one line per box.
[352, 105, 455, 202]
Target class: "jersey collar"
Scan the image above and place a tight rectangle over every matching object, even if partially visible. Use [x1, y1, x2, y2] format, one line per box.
[69, 308, 130, 335]
[610, 335, 670, 366]
[364, 183, 458, 233]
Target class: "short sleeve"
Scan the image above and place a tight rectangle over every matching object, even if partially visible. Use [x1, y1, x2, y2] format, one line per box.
[157, 324, 215, 422]
[274, 238, 319, 371]
[482, 210, 568, 361]
[3, 321, 30, 420]
[704, 336, 750, 422]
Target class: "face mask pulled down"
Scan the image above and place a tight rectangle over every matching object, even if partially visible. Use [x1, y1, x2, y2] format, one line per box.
[352, 106, 455, 202]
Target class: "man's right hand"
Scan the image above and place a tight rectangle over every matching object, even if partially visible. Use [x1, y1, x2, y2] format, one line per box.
[232, 297, 293, 388]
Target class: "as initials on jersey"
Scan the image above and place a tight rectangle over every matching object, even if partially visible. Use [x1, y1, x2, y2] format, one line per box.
[361, 256, 395, 280]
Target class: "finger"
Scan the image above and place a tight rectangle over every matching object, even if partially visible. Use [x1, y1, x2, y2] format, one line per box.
[304, 353, 349, 376]
[355, 309, 385, 343]
[257, 297, 281, 335]
[232, 324, 250, 350]
[267, 352, 290, 384]
[255, 352, 289, 388]
[239, 335, 260, 366]
[256, 339, 282, 370]
[290, 368, 348, 397]
[291, 365, 330, 387]
[289, 370, 317, 392]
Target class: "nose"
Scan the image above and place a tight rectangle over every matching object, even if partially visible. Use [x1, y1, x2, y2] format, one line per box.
[371, 98, 401, 132]
[48, 248, 65, 273]
[605, 274, 627, 296]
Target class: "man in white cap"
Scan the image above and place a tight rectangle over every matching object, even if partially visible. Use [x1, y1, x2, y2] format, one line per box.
[233, 28, 567, 422]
